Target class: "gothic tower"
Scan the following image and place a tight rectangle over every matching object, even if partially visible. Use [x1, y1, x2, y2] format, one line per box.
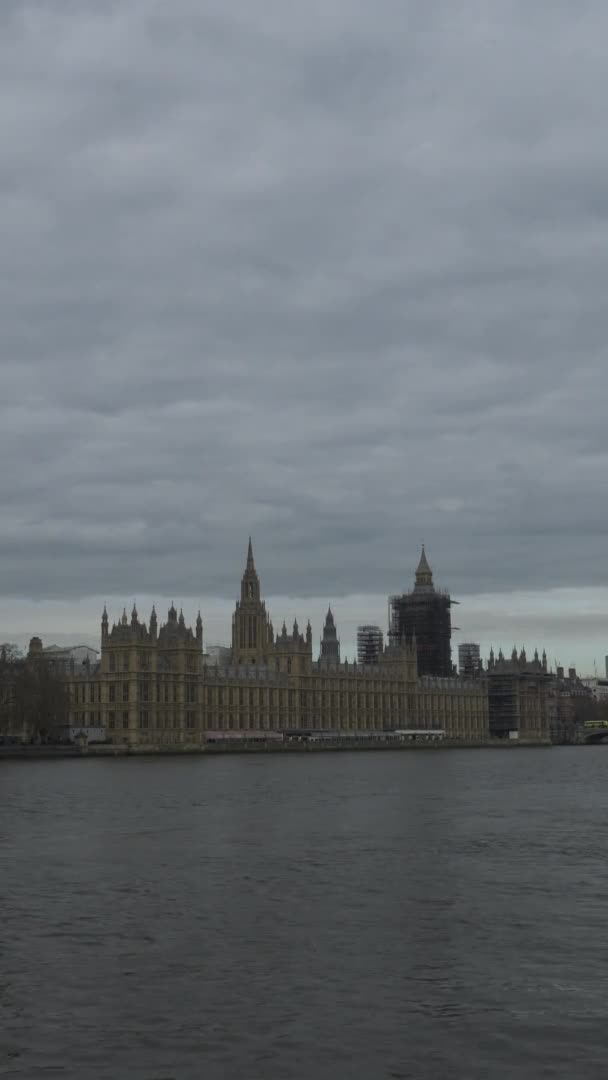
[319, 606, 340, 666]
[389, 547, 454, 677]
[231, 538, 272, 665]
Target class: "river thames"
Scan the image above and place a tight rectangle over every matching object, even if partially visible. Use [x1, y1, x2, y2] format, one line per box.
[2, 748, 607, 1079]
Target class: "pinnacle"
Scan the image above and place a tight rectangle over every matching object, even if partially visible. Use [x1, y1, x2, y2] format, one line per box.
[246, 535, 255, 572]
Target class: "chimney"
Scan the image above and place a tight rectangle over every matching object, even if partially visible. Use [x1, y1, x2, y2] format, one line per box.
[568, 667, 576, 680]
[557, 666, 564, 679]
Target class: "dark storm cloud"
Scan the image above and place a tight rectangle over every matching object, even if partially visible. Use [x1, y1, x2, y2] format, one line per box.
[1, 0, 608, 604]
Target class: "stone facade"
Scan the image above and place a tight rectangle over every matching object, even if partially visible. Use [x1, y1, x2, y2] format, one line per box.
[62, 541, 491, 746]
[418, 675, 489, 742]
[486, 647, 551, 742]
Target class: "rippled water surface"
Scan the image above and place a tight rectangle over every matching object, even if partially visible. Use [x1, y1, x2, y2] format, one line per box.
[2, 748, 608, 1079]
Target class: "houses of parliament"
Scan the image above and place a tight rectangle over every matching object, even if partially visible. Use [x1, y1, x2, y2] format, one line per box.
[61, 540, 495, 745]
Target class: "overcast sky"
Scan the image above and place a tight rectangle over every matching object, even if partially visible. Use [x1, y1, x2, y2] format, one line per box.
[1, 1, 607, 670]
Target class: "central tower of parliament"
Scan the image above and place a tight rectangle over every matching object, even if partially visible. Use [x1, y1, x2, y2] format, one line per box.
[66, 541, 492, 744]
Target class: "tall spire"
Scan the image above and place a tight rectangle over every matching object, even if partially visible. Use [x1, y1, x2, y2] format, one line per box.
[240, 536, 261, 604]
[233, 537, 267, 662]
[246, 536, 255, 573]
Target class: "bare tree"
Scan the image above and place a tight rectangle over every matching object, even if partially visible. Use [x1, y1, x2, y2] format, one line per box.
[0, 643, 23, 662]
[0, 653, 69, 740]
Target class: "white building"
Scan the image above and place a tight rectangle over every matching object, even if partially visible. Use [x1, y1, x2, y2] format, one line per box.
[581, 678, 608, 703]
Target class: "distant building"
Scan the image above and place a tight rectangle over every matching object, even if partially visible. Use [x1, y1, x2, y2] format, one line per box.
[458, 642, 481, 678]
[389, 548, 454, 677]
[581, 677, 608, 703]
[357, 625, 384, 666]
[548, 666, 593, 743]
[203, 645, 232, 667]
[28, 638, 99, 673]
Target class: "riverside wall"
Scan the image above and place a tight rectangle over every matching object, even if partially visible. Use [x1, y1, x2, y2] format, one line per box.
[0, 736, 553, 760]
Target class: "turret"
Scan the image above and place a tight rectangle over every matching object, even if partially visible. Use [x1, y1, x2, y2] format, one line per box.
[101, 604, 109, 641]
[28, 636, 43, 657]
[149, 605, 157, 640]
[131, 603, 138, 628]
[196, 610, 203, 647]
[319, 605, 340, 665]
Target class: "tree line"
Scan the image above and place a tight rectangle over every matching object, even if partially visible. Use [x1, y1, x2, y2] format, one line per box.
[0, 645, 69, 741]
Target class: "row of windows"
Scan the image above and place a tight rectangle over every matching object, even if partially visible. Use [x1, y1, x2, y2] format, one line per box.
[107, 682, 197, 704]
[204, 686, 407, 709]
[107, 652, 198, 673]
[70, 711, 103, 724]
[239, 615, 257, 650]
[126, 714, 400, 733]
[108, 653, 130, 672]
[137, 711, 197, 730]
[71, 684, 101, 704]
[108, 684, 130, 703]
[107, 711, 130, 730]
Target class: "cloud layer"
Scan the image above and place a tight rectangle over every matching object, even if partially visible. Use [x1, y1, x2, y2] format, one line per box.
[1, 3, 607, 657]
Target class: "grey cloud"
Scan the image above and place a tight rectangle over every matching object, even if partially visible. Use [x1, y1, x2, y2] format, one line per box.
[1, 0, 608, 618]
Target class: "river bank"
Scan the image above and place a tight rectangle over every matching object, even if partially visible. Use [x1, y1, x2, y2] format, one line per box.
[0, 736, 554, 760]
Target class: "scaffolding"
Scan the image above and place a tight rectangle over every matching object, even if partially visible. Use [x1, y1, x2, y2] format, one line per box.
[357, 625, 384, 666]
[388, 587, 454, 677]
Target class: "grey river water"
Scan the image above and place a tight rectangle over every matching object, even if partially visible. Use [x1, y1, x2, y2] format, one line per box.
[2, 748, 608, 1079]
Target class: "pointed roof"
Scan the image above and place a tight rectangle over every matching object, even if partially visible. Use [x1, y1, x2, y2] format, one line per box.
[417, 545, 432, 576]
[325, 606, 335, 627]
[246, 536, 255, 573]
[414, 545, 434, 589]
